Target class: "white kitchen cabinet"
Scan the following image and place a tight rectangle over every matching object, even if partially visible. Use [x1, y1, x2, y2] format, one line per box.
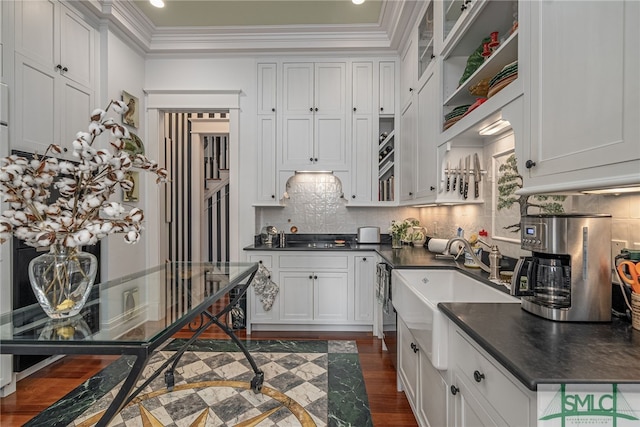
[414, 67, 439, 202]
[280, 62, 347, 170]
[379, 61, 395, 116]
[314, 272, 349, 321]
[400, 33, 417, 111]
[350, 62, 374, 202]
[13, 0, 96, 156]
[399, 100, 416, 203]
[448, 324, 535, 427]
[515, 0, 640, 193]
[398, 315, 448, 427]
[247, 254, 279, 323]
[256, 63, 278, 203]
[280, 271, 315, 321]
[354, 255, 374, 322]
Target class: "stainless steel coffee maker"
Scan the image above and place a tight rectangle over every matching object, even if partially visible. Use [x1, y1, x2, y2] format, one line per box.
[511, 214, 612, 322]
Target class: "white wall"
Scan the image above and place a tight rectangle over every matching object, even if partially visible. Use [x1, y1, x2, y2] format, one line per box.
[101, 29, 147, 279]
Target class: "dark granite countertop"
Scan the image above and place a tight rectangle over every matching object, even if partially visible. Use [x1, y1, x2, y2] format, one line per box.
[439, 303, 640, 391]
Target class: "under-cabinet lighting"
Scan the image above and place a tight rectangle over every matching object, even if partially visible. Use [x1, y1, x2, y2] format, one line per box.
[479, 119, 511, 136]
[581, 187, 640, 195]
[352, 0, 366, 4]
[150, 0, 164, 8]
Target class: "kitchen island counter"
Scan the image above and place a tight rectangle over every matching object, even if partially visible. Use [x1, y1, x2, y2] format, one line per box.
[439, 302, 639, 391]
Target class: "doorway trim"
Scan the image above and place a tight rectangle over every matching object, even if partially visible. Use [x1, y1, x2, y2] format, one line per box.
[144, 89, 241, 266]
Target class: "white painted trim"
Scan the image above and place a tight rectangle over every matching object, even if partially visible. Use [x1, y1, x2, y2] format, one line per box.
[144, 90, 241, 265]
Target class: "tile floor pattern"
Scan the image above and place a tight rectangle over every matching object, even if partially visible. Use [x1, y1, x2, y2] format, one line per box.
[28, 340, 370, 427]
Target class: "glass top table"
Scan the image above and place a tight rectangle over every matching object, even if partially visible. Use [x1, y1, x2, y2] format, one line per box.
[0, 261, 259, 426]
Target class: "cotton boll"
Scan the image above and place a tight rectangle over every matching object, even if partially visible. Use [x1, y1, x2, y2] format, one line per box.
[124, 230, 139, 244]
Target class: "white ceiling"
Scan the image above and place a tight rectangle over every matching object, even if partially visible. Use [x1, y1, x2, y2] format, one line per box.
[132, 0, 384, 27]
[98, 0, 419, 53]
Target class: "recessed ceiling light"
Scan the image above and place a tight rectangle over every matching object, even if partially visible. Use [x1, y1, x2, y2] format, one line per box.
[352, 0, 366, 4]
[150, 0, 165, 8]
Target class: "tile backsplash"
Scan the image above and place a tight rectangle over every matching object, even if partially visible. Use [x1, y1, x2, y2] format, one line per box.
[256, 173, 420, 235]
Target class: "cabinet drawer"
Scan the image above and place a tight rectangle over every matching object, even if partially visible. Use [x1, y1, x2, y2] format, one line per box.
[249, 254, 272, 269]
[279, 254, 348, 270]
[451, 329, 531, 426]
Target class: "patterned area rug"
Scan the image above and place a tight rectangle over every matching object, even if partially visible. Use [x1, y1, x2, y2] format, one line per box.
[27, 340, 372, 427]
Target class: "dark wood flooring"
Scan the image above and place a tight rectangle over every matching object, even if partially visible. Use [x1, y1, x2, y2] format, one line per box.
[0, 328, 417, 426]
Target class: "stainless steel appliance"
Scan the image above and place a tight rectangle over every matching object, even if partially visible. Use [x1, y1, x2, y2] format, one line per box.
[357, 227, 380, 244]
[376, 262, 396, 367]
[511, 214, 612, 322]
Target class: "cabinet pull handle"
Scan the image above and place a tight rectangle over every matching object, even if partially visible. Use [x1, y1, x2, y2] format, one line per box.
[473, 370, 485, 382]
[413, 345, 419, 353]
[410, 343, 415, 350]
[461, 4, 467, 11]
[56, 64, 62, 70]
[451, 385, 459, 395]
[525, 160, 536, 169]
[62, 67, 68, 72]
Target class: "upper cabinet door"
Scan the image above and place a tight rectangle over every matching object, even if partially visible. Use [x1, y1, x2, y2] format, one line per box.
[379, 61, 395, 116]
[519, 0, 640, 192]
[282, 63, 314, 115]
[315, 62, 346, 115]
[400, 34, 417, 110]
[257, 63, 277, 114]
[352, 62, 373, 115]
[15, 0, 57, 68]
[59, 4, 95, 88]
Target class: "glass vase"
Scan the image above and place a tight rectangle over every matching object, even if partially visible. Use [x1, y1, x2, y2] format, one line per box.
[28, 244, 98, 319]
[391, 235, 403, 249]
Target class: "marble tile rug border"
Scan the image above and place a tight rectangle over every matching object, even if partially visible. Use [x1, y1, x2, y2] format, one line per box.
[26, 339, 372, 427]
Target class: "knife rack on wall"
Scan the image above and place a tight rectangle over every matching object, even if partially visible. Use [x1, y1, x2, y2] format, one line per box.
[436, 143, 486, 204]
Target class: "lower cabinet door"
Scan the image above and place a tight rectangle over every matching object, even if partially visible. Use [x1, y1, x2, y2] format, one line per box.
[248, 255, 278, 322]
[398, 317, 419, 406]
[280, 271, 314, 321]
[450, 372, 502, 427]
[314, 272, 349, 321]
[419, 352, 447, 427]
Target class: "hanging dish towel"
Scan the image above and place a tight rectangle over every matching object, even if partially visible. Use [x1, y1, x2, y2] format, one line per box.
[251, 262, 279, 311]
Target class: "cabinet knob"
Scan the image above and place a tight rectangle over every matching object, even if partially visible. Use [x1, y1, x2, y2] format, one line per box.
[451, 385, 460, 395]
[430, 54, 435, 59]
[380, 107, 384, 112]
[271, 195, 275, 199]
[62, 67, 68, 72]
[310, 157, 314, 162]
[352, 195, 356, 199]
[56, 64, 62, 70]
[465, 0, 472, 4]
[353, 107, 357, 112]
[473, 370, 485, 383]
[271, 108, 276, 112]
[430, 186, 435, 191]
[409, 192, 413, 196]
[410, 342, 416, 351]
[461, 4, 467, 11]
[362, 258, 367, 261]
[314, 275, 318, 279]
[409, 88, 413, 92]
[309, 107, 314, 112]
[525, 160, 536, 169]
[309, 275, 313, 279]
[314, 158, 318, 162]
[315, 107, 318, 112]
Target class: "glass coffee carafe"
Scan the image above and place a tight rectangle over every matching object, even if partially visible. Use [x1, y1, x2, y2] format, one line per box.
[530, 256, 572, 309]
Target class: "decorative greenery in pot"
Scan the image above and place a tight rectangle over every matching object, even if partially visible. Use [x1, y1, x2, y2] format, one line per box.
[389, 219, 418, 248]
[0, 101, 168, 319]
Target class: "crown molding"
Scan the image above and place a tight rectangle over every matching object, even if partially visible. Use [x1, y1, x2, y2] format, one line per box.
[80, 0, 415, 54]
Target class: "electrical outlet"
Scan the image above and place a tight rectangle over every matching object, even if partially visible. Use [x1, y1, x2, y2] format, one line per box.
[611, 240, 628, 261]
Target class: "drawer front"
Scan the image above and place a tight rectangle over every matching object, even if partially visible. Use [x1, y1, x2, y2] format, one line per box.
[279, 254, 349, 270]
[249, 254, 272, 269]
[451, 329, 531, 426]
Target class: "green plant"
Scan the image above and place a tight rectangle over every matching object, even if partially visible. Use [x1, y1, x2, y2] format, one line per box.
[497, 154, 565, 232]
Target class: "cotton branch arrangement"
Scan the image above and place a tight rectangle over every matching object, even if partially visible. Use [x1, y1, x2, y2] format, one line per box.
[0, 100, 168, 249]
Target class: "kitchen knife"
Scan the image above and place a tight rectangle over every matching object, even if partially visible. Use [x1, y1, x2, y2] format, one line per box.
[446, 161, 451, 192]
[458, 158, 464, 195]
[452, 163, 458, 192]
[463, 155, 470, 199]
[473, 153, 481, 198]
